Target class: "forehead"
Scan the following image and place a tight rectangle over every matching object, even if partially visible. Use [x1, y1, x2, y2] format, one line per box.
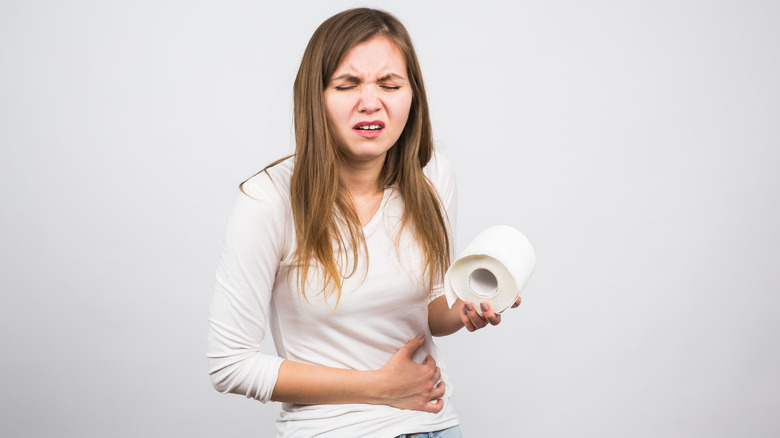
[332, 36, 407, 78]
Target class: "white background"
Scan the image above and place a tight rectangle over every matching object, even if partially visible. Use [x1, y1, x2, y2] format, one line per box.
[1, 0, 778, 436]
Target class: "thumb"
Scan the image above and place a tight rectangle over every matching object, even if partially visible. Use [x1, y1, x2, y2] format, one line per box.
[401, 334, 426, 357]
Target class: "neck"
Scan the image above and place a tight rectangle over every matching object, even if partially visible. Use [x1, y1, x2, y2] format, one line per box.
[339, 153, 386, 197]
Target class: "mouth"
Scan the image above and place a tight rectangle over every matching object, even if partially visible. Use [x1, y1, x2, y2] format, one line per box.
[353, 121, 385, 138]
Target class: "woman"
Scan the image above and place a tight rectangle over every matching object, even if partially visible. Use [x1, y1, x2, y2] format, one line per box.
[207, 8, 518, 437]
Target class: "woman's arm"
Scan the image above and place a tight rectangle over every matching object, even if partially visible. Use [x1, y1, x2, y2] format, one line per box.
[422, 152, 463, 337]
[422, 152, 522, 336]
[207, 183, 286, 403]
[272, 335, 445, 412]
[428, 296, 507, 336]
[428, 295, 520, 336]
[428, 296, 464, 336]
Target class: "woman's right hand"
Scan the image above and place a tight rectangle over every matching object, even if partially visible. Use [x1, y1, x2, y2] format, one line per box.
[270, 336, 445, 411]
[377, 335, 445, 413]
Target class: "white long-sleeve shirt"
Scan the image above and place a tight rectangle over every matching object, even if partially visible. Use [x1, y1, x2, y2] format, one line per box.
[207, 152, 459, 437]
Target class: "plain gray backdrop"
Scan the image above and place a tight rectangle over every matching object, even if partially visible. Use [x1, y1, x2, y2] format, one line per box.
[1, 0, 778, 436]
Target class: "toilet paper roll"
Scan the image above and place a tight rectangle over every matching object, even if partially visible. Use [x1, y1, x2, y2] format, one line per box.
[445, 225, 536, 315]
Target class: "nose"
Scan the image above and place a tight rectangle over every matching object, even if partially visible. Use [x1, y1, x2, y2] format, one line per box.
[357, 85, 381, 114]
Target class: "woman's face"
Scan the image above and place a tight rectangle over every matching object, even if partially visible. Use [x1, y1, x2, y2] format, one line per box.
[324, 36, 413, 168]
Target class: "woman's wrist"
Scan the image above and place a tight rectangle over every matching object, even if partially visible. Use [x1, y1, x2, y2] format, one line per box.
[428, 296, 465, 336]
[365, 368, 390, 404]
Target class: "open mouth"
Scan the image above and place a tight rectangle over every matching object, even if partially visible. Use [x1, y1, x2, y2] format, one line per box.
[353, 121, 385, 132]
[354, 124, 383, 131]
[352, 120, 385, 138]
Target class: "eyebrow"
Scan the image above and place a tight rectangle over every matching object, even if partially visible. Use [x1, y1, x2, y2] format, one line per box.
[329, 73, 407, 83]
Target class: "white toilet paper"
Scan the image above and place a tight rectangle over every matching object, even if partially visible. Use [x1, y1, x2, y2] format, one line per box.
[445, 225, 536, 315]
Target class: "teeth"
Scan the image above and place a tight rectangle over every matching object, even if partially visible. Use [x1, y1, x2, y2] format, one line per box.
[356, 124, 382, 130]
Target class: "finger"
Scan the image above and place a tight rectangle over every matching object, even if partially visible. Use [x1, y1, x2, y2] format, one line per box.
[465, 301, 487, 329]
[432, 366, 441, 384]
[424, 398, 444, 413]
[402, 335, 426, 357]
[431, 380, 446, 399]
[512, 296, 522, 308]
[480, 302, 502, 326]
[460, 304, 477, 331]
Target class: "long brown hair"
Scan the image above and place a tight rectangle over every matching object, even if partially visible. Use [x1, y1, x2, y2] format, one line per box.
[291, 8, 450, 302]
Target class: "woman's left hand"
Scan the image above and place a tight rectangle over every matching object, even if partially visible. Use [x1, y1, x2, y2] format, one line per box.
[459, 297, 521, 332]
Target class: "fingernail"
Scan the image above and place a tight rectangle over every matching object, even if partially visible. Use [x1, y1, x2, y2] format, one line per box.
[480, 302, 489, 312]
[417, 333, 425, 340]
[465, 302, 473, 311]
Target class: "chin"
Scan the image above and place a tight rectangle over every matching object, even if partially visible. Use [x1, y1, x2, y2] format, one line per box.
[342, 144, 394, 161]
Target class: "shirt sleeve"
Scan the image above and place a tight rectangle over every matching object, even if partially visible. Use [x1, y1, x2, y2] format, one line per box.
[424, 151, 458, 301]
[206, 177, 287, 403]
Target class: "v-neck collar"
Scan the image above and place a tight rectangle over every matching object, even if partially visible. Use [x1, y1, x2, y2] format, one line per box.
[361, 187, 393, 233]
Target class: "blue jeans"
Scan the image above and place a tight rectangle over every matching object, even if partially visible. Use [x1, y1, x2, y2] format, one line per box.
[396, 425, 462, 438]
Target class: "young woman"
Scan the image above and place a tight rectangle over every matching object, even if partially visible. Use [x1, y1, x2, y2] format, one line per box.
[207, 8, 519, 438]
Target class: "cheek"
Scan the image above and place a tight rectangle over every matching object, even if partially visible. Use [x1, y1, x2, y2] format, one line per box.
[324, 94, 351, 125]
[323, 102, 344, 144]
[399, 97, 413, 125]
[390, 93, 413, 122]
